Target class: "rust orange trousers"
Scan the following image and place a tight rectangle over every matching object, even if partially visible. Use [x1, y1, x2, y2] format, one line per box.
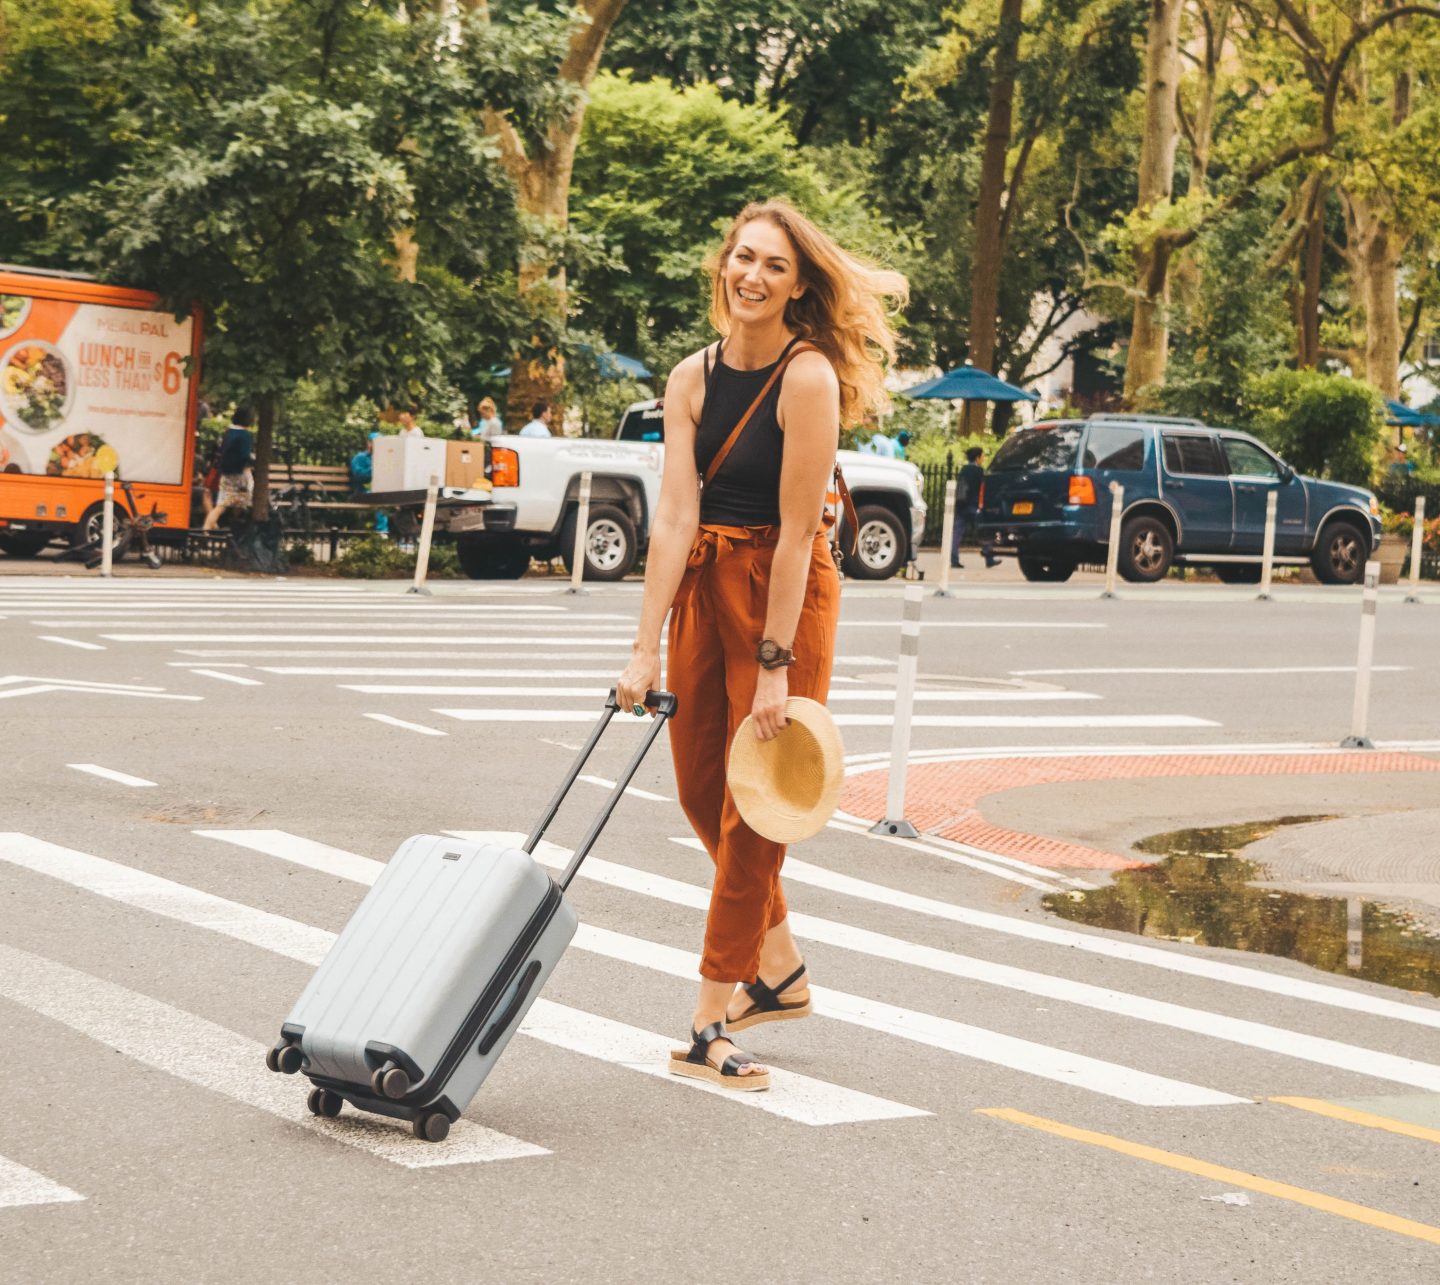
[666, 523, 841, 982]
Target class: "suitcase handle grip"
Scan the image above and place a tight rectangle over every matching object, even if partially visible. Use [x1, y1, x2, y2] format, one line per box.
[524, 688, 677, 892]
[478, 959, 543, 1055]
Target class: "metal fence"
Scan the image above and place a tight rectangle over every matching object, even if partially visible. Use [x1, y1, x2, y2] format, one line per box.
[917, 461, 961, 546]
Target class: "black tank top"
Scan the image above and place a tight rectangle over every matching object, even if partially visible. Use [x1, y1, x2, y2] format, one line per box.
[694, 336, 803, 526]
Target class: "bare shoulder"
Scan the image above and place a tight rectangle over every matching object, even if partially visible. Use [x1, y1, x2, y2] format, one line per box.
[664, 346, 711, 425]
[784, 348, 839, 397]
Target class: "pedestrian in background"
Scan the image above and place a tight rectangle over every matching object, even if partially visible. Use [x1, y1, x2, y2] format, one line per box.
[861, 426, 896, 457]
[952, 444, 999, 569]
[202, 406, 256, 531]
[518, 401, 553, 437]
[472, 397, 504, 440]
[616, 198, 907, 1091]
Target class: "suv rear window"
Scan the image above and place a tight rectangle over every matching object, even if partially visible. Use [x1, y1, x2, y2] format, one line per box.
[989, 425, 1082, 473]
[1082, 424, 1146, 471]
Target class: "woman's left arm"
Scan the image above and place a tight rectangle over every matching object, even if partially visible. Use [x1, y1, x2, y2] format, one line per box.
[750, 351, 840, 740]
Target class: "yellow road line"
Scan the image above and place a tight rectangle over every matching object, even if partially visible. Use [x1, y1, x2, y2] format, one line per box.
[1271, 1096, 1440, 1146]
[978, 1107, 1440, 1248]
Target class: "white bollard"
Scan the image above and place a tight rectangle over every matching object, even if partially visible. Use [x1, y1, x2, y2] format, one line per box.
[1257, 490, 1278, 601]
[568, 470, 592, 595]
[1404, 495, 1426, 604]
[408, 472, 440, 596]
[1346, 897, 1364, 972]
[871, 581, 923, 838]
[1100, 481, 1124, 599]
[1341, 560, 1380, 749]
[100, 470, 115, 578]
[934, 478, 958, 598]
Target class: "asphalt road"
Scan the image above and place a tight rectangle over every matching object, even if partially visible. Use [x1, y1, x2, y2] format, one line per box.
[2, 573, 1438, 1282]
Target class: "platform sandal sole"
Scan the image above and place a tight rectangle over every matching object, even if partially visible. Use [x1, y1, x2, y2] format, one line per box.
[724, 999, 813, 1033]
[667, 1052, 771, 1092]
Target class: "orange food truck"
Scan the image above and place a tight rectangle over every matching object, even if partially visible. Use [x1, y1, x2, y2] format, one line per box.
[0, 267, 202, 557]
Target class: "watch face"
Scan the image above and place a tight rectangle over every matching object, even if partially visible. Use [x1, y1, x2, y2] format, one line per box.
[758, 639, 779, 663]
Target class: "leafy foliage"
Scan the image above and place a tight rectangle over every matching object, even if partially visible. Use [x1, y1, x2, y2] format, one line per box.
[1245, 369, 1386, 487]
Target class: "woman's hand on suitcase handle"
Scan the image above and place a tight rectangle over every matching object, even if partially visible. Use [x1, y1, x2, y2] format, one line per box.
[617, 644, 661, 717]
[750, 665, 789, 741]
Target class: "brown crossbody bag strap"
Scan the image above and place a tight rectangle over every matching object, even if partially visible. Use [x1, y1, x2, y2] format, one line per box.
[699, 340, 860, 555]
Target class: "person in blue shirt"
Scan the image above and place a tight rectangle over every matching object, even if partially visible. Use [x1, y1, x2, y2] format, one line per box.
[862, 428, 896, 457]
[518, 400, 553, 437]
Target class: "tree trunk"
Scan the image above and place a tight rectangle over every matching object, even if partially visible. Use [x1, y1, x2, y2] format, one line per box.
[1297, 181, 1325, 368]
[1185, 1, 1231, 201]
[1344, 191, 1402, 398]
[482, 0, 628, 426]
[253, 395, 276, 524]
[962, 0, 1024, 436]
[1123, 0, 1185, 404]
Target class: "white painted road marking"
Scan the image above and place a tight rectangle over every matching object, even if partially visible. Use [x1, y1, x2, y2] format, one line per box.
[435, 709, 661, 723]
[7, 834, 916, 1127]
[363, 713, 448, 737]
[102, 635, 640, 647]
[829, 713, 1219, 729]
[1010, 666, 1413, 676]
[444, 832, 1440, 1090]
[37, 635, 106, 651]
[224, 828, 1238, 1108]
[344, 683, 1098, 704]
[0, 1155, 84, 1210]
[188, 669, 264, 686]
[578, 774, 672, 803]
[0, 943, 544, 1169]
[839, 621, 1106, 629]
[67, 763, 158, 788]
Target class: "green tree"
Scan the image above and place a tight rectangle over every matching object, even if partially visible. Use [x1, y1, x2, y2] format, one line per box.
[1246, 368, 1386, 486]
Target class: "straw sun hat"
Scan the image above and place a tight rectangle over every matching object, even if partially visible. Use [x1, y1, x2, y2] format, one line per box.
[727, 697, 845, 844]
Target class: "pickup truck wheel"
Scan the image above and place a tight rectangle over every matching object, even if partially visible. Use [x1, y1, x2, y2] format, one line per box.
[560, 504, 637, 582]
[1018, 554, 1076, 583]
[1310, 520, 1368, 585]
[71, 502, 134, 561]
[0, 531, 53, 557]
[1117, 515, 1173, 582]
[842, 505, 906, 580]
[456, 537, 530, 580]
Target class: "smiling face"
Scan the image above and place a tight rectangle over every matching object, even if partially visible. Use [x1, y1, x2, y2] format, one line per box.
[723, 218, 806, 326]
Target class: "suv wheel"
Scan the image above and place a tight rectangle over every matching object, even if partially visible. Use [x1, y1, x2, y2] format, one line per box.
[1018, 554, 1076, 583]
[1310, 520, 1368, 585]
[842, 505, 906, 580]
[1117, 515, 1173, 582]
[560, 504, 638, 581]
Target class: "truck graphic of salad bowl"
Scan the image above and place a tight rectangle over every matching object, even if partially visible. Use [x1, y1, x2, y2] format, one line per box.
[1, 341, 73, 433]
[0, 295, 32, 339]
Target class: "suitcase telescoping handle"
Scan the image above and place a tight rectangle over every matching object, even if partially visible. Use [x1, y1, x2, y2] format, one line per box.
[523, 688, 677, 892]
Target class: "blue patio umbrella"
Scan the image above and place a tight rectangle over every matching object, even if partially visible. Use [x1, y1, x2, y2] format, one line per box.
[595, 350, 653, 380]
[901, 362, 1038, 403]
[1385, 398, 1440, 428]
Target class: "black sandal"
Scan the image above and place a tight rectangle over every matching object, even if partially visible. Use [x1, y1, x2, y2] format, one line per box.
[725, 963, 812, 1033]
[667, 1021, 770, 1092]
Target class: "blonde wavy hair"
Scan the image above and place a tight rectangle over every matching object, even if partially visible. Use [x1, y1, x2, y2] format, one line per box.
[707, 200, 908, 427]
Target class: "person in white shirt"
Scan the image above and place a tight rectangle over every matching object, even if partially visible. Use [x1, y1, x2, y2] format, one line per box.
[471, 397, 504, 439]
[397, 411, 424, 438]
[862, 428, 896, 458]
[518, 400, 553, 437]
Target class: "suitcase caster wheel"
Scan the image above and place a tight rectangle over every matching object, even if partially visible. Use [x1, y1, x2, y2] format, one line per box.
[272, 1044, 303, 1075]
[372, 1064, 410, 1100]
[412, 1111, 449, 1143]
[306, 1088, 343, 1118]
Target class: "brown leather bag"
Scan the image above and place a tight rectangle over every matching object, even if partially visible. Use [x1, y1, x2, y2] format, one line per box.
[700, 340, 860, 554]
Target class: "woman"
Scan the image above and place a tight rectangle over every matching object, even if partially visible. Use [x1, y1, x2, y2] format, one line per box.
[472, 397, 504, 440]
[616, 200, 906, 1090]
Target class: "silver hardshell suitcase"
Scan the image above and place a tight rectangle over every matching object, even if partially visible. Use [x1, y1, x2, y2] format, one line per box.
[266, 689, 676, 1141]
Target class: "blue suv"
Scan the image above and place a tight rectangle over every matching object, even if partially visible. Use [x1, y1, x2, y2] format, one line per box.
[977, 414, 1382, 584]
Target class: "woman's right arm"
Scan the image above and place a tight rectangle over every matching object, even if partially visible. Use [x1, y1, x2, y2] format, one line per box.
[615, 354, 704, 712]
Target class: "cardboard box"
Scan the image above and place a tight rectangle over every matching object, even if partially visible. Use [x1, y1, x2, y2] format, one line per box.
[372, 435, 447, 492]
[445, 440, 490, 490]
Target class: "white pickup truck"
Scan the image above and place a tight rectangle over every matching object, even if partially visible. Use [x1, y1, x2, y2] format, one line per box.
[449, 398, 927, 581]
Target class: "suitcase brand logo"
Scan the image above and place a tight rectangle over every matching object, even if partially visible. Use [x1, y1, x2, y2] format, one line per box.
[442, 851, 463, 861]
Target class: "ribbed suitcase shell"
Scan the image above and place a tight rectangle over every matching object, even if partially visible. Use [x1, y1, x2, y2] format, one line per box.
[284, 833, 577, 1119]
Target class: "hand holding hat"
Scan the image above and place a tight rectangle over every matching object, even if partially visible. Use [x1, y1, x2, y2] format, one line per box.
[727, 697, 845, 844]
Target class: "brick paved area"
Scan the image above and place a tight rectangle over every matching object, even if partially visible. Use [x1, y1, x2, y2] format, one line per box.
[838, 750, 1440, 870]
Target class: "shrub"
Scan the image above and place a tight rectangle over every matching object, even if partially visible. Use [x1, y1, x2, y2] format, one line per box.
[426, 543, 465, 579]
[334, 534, 415, 578]
[1244, 369, 1385, 488]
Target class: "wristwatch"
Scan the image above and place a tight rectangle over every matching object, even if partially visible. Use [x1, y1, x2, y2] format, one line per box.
[756, 638, 795, 670]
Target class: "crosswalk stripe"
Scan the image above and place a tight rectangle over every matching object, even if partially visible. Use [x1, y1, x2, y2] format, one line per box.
[268, 667, 660, 678]
[839, 621, 1106, 630]
[0, 1154, 84, 1210]
[2, 834, 913, 1127]
[37, 635, 106, 650]
[0, 943, 544, 1169]
[67, 763, 158, 788]
[189, 669, 264, 686]
[442, 831, 1440, 1093]
[343, 683, 1097, 704]
[435, 709, 660, 723]
[578, 774, 672, 803]
[829, 713, 1219, 728]
[213, 828, 1238, 1107]
[363, 713, 448, 736]
[19, 605, 593, 615]
[101, 635, 639, 646]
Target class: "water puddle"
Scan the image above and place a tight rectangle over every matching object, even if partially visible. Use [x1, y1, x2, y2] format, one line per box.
[1043, 817, 1440, 998]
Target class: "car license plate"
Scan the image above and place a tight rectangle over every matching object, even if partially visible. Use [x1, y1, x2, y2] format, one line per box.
[1011, 500, 1034, 515]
